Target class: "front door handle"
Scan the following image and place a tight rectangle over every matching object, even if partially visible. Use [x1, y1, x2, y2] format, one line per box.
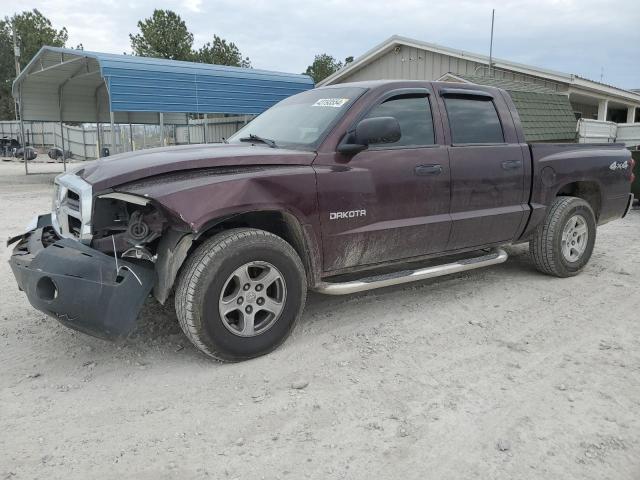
[501, 160, 522, 170]
[414, 164, 442, 176]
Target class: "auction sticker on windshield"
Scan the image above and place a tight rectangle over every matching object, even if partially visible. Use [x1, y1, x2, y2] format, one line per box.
[312, 98, 350, 108]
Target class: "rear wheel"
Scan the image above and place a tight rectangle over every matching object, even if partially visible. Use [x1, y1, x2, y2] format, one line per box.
[529, 196, 596, 277]
[175, 228, 307, 361]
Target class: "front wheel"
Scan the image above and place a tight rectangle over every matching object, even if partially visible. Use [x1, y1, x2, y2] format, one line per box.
[529, 196, 597, 277]
[175, 228, 307, 362]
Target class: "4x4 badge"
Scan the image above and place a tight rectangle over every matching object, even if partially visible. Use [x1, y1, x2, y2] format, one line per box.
[609, 160, 628, 171]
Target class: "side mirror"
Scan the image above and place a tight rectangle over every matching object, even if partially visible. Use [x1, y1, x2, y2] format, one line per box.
[355, 116, 401, 145]
[337, 116, 401, 155]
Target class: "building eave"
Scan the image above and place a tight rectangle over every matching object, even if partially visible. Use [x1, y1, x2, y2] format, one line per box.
[570, 77, 640, 104]
[319, 35, 640, 105]
[317, 36, 400, 87]
[437, 73, 472, 83]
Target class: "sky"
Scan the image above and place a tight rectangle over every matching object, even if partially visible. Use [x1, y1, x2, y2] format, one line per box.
[7, 0, 640, 89]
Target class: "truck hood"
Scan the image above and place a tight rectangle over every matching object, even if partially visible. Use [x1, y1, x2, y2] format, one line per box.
[79, 143, 317, 191]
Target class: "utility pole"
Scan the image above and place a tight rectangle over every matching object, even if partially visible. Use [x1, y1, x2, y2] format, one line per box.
[489, 9, 495, 77]
[13, 23, 21, 121]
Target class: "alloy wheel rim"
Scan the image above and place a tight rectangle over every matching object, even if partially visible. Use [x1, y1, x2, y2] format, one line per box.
[561, 214, 588, 262]
[218, 261, 286, 337]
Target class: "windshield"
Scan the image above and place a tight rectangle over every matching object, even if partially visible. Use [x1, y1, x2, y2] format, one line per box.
[228, 86, 366, 150]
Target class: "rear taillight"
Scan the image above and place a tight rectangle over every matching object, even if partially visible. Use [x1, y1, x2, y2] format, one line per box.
[630, 156, 636, 183]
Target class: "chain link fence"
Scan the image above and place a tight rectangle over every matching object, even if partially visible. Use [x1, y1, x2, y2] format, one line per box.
[0, 115, 253, 160]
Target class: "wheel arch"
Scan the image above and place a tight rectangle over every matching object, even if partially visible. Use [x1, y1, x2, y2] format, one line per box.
[192, 209, 321, 287]
[555, 181, 602, 220]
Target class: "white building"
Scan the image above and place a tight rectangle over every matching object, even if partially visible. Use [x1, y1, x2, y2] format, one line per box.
[319, 35, 640, 124]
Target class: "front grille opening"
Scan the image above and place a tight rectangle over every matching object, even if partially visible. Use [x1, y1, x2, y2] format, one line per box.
[52, 175, 92, 242]
[66, 198, 80, 209]
[69, 216, 81, 236]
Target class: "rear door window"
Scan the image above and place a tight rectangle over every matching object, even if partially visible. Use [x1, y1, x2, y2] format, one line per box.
[365, 94, 435, 147]
[444, 97, 504, 144]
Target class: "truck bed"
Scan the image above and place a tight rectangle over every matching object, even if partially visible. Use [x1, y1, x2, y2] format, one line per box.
[523, 142, 633, 237]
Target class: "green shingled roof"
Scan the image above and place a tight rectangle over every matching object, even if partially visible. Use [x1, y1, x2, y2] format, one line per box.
[447, 74, 577, 142]
[508, 91, 577, 142]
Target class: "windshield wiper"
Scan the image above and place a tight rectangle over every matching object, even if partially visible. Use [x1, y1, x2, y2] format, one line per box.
[239, 134, 277, 148]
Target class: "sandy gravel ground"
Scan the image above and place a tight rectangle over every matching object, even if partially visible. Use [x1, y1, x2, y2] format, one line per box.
[1, 161, 639, 480]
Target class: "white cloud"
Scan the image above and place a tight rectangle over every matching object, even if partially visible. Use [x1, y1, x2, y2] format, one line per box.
[182, 0, 202, 13]
[12, 0, 640, 88]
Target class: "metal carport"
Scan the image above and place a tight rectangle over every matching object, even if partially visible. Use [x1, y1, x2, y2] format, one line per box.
[13, 46, 314, 173]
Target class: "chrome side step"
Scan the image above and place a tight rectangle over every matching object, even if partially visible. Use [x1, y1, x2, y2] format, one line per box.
[313, 248, 508, 295]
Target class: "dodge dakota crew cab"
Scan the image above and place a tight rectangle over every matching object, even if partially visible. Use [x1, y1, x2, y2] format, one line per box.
[9, 80, 635, 361]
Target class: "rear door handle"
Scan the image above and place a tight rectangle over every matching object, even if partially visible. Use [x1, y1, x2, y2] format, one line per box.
[501, 160, 522, 170]
[414, 164, 442, 176]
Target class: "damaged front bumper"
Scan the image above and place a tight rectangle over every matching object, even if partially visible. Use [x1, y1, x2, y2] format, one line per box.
[8, 215, 155, 340]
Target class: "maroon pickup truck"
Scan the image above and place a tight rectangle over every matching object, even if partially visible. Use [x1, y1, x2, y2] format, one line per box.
[9, 80, 635, 361]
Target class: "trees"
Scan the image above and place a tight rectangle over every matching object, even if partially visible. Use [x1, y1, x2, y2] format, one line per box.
[129, 9, 251, 68]
[0, 22, 13, 120]
[195, 35, 251, 68]
[10, 9, 68, 70]
[129, 10, 194, 61]
[304, 54, 352, 84]
[0, 9, 68, 120]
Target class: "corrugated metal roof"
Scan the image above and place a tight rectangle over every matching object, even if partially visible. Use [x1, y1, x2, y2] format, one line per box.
[443, 73, 577, 142]
[13, 46, 314, 122]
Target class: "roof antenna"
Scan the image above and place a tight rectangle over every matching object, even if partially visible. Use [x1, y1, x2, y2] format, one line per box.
[489, 9, 495, 77]
[600, 66, 604, 82]
[12, 21, 21, 121]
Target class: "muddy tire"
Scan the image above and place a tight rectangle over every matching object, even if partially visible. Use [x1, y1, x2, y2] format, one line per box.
[529, 196, 596, 278]
[175, 228, 307, 362]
